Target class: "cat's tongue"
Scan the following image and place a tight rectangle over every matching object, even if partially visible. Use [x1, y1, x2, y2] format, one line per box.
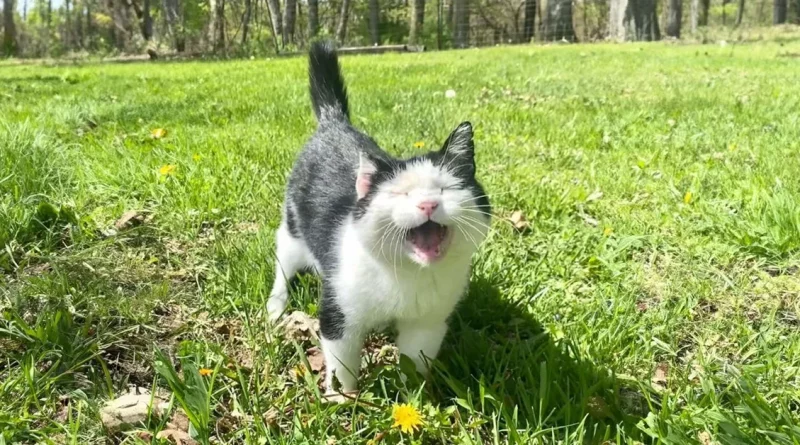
[408, 221, 448, 262]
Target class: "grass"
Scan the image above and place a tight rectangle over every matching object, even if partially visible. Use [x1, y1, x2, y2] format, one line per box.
[2, 40, 800, 444]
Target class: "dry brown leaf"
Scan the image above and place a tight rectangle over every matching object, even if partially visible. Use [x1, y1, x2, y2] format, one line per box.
[156, 428, 198, 445]
[114, 210, 145, 231]
[509, 210, 530, 231]
[306, 346, 325, 373]
[264, 408, 280, 426]
[698, 431, 715, 445]
[278, 311, 320, 342]
[167, 410, 190, 432]
[651, 362, 669, 391]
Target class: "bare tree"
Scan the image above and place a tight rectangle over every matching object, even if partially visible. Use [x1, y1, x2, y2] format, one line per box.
[736, 0, 745, 25]
[452, 0, 469, 48]
[523, 0, 536, 42]
[142, 0, 153, 40]
[609, 0, 629, 40]
[698, 0, 709, 25]
[541, 0, 575, 41]
[774, 0, 787, 23]
[369, 0, 380, 45]
[409, 0, 425, 44]
[666, 0, 681, 37]
[628, 0, 660, 40]
[308, 0, 319, 38]
[283, 0, 296, 45]
[163, 0, 185, 51]
[336, 0, 351, 43]
[214, 0, 226, 52]
[266, 0, 283, 46]
[3, 0, 16, 55]
[242, 0, 252, 44]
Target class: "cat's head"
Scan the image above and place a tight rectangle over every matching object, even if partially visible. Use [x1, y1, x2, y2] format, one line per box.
[353, 122, 490, 266]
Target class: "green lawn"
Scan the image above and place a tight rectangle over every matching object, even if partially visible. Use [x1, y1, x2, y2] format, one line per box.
[2, 42, 800, 444]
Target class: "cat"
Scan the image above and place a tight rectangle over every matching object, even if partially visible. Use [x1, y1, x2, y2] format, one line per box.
[266, 40, 491, 395]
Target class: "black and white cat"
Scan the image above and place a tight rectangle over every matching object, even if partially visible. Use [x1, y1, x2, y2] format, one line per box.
[267, 41, 491, 395]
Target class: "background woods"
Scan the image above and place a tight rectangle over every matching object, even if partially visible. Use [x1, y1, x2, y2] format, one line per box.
[2, 0, 800, 57]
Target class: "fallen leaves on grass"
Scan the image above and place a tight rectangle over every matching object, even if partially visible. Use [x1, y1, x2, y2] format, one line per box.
[156, 428, 198, 445]
[509, 210, 530, 232]
[278, 311, 320, 342]
[392, 403, 423, 434]
[651, 362, 669, 392]
[100, 391, 166, 433]
[114, 210, 148, 231]
[305, 346, 325, 373]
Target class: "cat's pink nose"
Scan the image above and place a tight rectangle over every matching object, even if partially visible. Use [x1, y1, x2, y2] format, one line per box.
[417, 201, 439, 218]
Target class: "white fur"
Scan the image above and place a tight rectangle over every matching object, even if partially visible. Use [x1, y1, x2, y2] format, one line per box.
[268, 158, 489, 394]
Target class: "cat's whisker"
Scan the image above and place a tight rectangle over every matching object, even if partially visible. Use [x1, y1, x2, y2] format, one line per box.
[453, 220, 480, 250]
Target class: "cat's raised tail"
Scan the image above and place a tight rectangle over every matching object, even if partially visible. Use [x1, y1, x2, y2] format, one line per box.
[308, 41, 350, 123]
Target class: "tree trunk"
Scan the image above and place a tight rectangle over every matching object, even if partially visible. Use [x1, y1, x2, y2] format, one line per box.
[86, 0, 94, 49]
[774, 0, 787, 23]
[369, 0, 380, 44]
[75, 0, 83, 47]
[283, 0, 296, 44]
[266, 0, 282, 46]
[335, 0, 351, 43]
[163, 0, 184, 51]
[698, 0, 709, 25]
[608, 0, 628, 40]
[793, 0, 800, 23]
[452, 0, 469, 47]
[409, 0, 425, 44]
[735, 0, 745, 24]
[690, 0, 697, 32]
[242, 0, 251, 44]
[48, 0, 52, 27]
[65, 0, 73, 49]
[308, 0, 318, 37]
[142, 0, 153, 39]
[666, 0, 681, 36]
[626, 0, 660, 40]
[2, 0, 16, 55]
[523, 0, 535, 41]
[542, 0, 575, 41]
[214, 0, 225, 52]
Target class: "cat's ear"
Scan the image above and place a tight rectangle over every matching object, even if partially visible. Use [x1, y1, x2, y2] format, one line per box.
[439, 122, 475, 177]
[356, 153, 378, 200]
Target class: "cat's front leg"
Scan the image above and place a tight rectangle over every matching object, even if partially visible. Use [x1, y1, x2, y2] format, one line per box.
[396, 316, 449, 376]
[319, 289, 362, 394]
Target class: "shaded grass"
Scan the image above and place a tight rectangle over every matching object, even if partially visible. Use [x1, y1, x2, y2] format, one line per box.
[2, 41, 800, 443]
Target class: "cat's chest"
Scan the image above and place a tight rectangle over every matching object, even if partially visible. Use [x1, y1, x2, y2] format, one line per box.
[333, 257, 467, 323]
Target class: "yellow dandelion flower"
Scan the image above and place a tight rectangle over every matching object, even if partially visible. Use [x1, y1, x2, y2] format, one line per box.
[199, 368, 213, 376]
[683, 191, 693, 204]
[192, 153, 202, 162]
[603, 227, 613, 237]
[391, 403, 423, 434]
[151, 128, 167, 139]
[159, 164, 177, 176]
[413, 141, 425, 149]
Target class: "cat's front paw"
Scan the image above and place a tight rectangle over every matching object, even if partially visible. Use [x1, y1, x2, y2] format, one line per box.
[266, 295, 287, 322]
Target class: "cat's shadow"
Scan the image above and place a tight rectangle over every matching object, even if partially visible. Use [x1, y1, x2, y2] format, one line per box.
[430, 275, 648, 440]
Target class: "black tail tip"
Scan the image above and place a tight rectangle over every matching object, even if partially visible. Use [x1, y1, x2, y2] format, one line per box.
[310, 40, 338, 59]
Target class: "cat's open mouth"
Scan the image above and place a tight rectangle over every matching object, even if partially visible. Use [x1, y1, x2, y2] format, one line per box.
[406, 221, 450, 263]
